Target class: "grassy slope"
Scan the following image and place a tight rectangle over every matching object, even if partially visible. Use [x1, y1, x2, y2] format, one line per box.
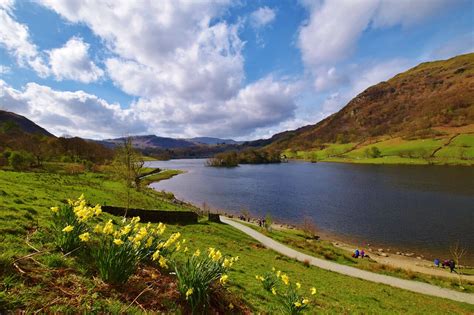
[284, 133, 474, 165]
[1, 170, 473, 313]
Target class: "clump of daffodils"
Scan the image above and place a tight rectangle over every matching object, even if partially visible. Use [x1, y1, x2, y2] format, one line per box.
[92, 216, 180, 284]
[256, 267, 316, 314]
[51, 194, 102, 252]
[174, 247, 239, 313]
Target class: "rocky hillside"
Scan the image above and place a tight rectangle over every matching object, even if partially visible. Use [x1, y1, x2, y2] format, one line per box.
[266, 53, 474, 150]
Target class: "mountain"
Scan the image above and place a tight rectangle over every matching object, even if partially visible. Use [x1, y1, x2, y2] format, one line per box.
[264, 53, 474, 150]
[0, 110, 55, 137]
[103, 135, 196, 149]
[187, 137, 242, 145]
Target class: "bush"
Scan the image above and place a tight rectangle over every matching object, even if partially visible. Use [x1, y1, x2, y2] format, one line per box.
[8, 151, 34, 170]
[174, 248, 238, 313]
[364, 146, 381, 158]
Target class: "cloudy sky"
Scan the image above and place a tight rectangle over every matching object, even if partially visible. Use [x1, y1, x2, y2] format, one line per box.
[0, 0, 472, 140]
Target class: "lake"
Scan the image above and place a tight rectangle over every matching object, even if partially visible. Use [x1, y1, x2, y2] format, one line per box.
[148, 159, 474, 263]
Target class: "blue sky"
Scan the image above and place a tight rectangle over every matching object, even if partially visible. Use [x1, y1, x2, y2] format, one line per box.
[0, 0, 473, 139]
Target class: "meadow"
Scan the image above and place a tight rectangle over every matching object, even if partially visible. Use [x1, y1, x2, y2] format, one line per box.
[1, 168, 474, 313]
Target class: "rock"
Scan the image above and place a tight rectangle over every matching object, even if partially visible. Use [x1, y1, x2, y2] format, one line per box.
[378, 248, 384, 252]
[396, 251, 401, 255]
[380, 253, 388, 257]
[416, 256, 422, 260]
[405, 253, 414, 257]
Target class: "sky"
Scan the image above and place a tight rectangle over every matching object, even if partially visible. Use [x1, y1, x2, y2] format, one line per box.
[0, 0, 473, 140]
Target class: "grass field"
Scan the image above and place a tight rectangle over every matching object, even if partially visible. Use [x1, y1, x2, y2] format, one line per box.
[1, 169, 474, 313]
[284, 133, 474, 166]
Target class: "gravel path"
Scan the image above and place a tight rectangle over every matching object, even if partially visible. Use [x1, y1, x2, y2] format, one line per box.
[220, 216, 474, 305]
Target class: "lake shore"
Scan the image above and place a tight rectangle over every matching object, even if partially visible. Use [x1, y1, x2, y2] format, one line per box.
[146, 160, 474, 267]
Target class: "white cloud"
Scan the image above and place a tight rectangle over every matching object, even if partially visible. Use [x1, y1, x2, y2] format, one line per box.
[298, 0, 451, 67]
[0, 80, 145, 138]
[132, 76, 300, 138]
[0, 5, 49, 77]
[0, 65, 11, 74]
[48, 37, 104, 83]
[37, 0, 298, 138]
[250, 6, 276, 28]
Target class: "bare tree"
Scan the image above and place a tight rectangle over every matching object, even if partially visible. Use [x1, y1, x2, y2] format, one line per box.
[113, 136, 144, 217]
[301, 217, 318, 239]
[450, 241, 468, 289]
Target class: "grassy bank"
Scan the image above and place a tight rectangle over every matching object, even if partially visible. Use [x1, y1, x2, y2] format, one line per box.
[237, 221, 473, 293]
[141, 169, 184, 186]
[283, 133, 474, 166]
[1, 169, 474, 313]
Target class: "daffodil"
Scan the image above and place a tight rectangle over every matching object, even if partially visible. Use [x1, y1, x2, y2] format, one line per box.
[79, 232, 90, 242]
[113, 239, 124, 246]
[222, 258, 231, 268]
[146, 236, 154, 248]
[183, 246, 189, 253]
[121, 224, 132, 235]
[271, 287, 277, 295]
[131, 216, 140, 224]
[50, 206, 59, 213]
[62, 225, 74, 233]
[302, 298, 309, 305]
[159, 256, 168, 268]
[276, 270, 281, 278]
[152, 250, 160, 261]
[281, 274, 289, 285]
[103, 220, 114, 235]
[185, 288, 193, 300]
[294, 301, 302, 308]
[296, 282, 301, 289]
[193, 249, 201, 257]
[94, 224, 102, 233]
[229, 303, 234, 310]
[219, 274, 228, 284]
[311, 287, 317, 295]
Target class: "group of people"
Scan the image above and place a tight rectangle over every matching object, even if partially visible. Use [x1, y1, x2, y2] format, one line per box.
[352, 249, 365, 259]
[434, 258, 457, 273]
[258, 217, 266, 227]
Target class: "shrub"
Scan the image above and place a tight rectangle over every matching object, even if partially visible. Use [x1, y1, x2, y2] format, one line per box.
[256, 268, 317, 315]
[364, 146, 381, 158]
[91, 217, 181, 284]
[8, 151, 33, 170]
[50, 194, 102, 252]
[174, 248, 238, 314]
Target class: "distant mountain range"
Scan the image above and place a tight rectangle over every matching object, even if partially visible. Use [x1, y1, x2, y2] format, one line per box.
[2, 53, 473, 156]
[101, 135, 242, 150]
[0, 111, 242, 151]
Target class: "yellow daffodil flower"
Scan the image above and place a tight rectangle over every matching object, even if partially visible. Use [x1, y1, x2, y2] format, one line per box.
[193, 249, 201, 257]
[113, 239, 124, 246]
[296, 282, 301, 289]
[281, 274, 289, 285]
[271, 287, 277, 295]
[219, 274, 228, 284]
[103, 220, 114, 235]
[185, 288, 194, 300]
[302, 298, 309, 305]
[311, 287, 317, 295]
[62, 225, 74, 233]
[294, 301, 302, 308]
[79, 232, 90, 242]
[50, 206, 59, 213]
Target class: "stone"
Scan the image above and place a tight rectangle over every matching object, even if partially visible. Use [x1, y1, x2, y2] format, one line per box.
[378, 248, 384, 252]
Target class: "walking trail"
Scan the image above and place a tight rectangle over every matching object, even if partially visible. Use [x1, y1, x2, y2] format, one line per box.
[220, 216, 474, 305]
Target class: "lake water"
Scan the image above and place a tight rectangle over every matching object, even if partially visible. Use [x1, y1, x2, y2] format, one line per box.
[148, 159, 474, 263]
